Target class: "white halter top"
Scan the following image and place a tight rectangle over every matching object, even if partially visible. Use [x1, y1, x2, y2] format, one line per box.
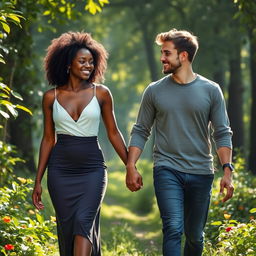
[53, 85, 101, 137]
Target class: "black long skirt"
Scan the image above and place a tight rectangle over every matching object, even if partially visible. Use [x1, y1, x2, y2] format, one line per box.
[47, 134, 107, 256]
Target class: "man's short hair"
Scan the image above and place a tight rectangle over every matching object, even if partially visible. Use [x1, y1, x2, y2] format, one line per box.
[155, 29, 199, 62]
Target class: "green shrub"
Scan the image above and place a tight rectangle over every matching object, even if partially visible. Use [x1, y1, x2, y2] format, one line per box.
[0, 176, 57, 255]
[205, 155, 256, 243]
[0, 141, 24, 185]
[204, 215, 256, 256]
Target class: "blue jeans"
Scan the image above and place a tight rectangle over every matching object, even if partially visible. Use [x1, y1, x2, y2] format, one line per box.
[153, 166, 214, 256]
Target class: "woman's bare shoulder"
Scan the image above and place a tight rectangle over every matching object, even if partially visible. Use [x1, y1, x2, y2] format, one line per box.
[43, 88, 55, 105]
[95, 83, 111, 96]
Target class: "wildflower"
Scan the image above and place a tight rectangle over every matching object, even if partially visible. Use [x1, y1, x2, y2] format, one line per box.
[238, 205, 244, 211]
[237, 223, 246, 228]
[50, 216, 56, 222]
[17, 177, 27, 184]
[4, 244, 14, 250]
[225, 226, 234, 232]
[28, 209, 35, 215]
[2, 216, 11, 223]
[224, 214, 231, 220]
[213, 201, 219, 205]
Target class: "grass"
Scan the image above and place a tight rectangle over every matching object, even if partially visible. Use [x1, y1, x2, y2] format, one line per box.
[101, 165, 162, 255]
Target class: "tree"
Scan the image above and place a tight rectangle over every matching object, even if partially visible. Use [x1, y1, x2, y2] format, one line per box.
[233, 0, 256, 174]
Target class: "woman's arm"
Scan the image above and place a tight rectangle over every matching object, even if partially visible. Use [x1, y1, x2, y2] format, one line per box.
[32, 89, 55, 210]
[99, 85, 128, 164]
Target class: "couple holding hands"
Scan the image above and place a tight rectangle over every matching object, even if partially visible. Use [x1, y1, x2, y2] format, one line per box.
[32, 28, 234, 256]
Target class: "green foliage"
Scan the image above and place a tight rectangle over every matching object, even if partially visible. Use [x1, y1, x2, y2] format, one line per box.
[102, 222, 159, 256]
[0, 141, 24, 185]
[204, 218, 256, 256]
[39, 0, 109, 22]
[205, 155, 256, 243]
[0, 83, 32, 120]
[0, 176, 57, 256]
[233, 0, 256, 32]
[0, 1, 24, 37]
[0, 1, 32, 124]
[202, 154, 256, 255]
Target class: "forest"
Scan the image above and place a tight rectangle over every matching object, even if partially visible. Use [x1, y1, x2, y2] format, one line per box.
[0, 0, 256, 255]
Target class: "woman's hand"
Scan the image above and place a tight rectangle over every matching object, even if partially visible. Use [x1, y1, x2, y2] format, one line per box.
[32, 182, 44, 210]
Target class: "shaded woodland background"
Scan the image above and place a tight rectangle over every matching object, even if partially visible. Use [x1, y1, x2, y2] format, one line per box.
[1, 1, 256, 255]
[1, 0, 256, 176]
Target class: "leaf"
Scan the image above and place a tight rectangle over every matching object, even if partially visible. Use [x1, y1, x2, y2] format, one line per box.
[12, 216, 19, 226]
[229, 220, 238, 224]
[16, 105, 33, 115]
[1, 22, 10, 34]
[11, 90, 23, 100]
[8, 14, 21, 23]
[211, 221, 222, 226]
[0, 93, 9, 98]
[99, 0, 109, 6]
[45, 231, 58, 239]
[0, 110, 10, 119]
[0, 83, 11, 92]
[36, 213, 43, 224]
[85, 1, 102, 15]
[59, 6, 66, 13]
[249, 208, 256, 213]
[43, 10, 51, 16]
[6, 104, 18, 117]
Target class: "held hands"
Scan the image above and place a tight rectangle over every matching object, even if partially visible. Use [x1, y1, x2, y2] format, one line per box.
[219, 169, 234, 203]
[126, 165, 143, 192]
[32, 183, 44, 210]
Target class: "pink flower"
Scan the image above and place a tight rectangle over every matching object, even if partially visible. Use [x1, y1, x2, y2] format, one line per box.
[4, 244, 14, 250]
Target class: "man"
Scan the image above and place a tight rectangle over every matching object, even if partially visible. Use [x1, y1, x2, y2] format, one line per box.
[126, 29, 234, 256]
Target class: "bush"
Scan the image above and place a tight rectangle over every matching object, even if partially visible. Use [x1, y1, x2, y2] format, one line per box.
[0, 176, 57, 256]
[204, 217, 256, 256]
[0, 141, 24, 185]
[205, 155, 256, 243]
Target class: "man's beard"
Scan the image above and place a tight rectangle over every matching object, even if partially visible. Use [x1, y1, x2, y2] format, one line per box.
[162, 60, 181, 74]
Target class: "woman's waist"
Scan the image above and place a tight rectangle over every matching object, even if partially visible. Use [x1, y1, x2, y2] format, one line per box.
[56, 133, 98, 142]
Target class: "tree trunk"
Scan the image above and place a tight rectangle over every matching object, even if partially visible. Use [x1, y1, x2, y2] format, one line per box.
[249, 33, 256, 174]
[213, 69, 225, 90]
[227, 40, 244, 151]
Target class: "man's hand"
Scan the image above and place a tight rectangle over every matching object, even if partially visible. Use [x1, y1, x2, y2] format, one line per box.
[219, 169, 234, 202]
[126, 164, 143, 192]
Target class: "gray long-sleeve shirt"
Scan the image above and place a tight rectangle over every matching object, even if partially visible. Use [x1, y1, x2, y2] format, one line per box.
[129, 74, 233, 175]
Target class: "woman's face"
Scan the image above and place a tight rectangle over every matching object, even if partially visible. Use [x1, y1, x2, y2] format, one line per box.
[69, 48, 94, 81]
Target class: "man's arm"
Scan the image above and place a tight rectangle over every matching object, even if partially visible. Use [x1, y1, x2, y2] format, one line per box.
[126, 85, 156, 192]
[126, 146, 143, 192]
[217, 146, 234, 202]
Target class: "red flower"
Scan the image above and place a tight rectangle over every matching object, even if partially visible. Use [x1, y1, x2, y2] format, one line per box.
[225, 226, 234, 232]
[2, 216, 11, 223]
[4, 244, 14, 250]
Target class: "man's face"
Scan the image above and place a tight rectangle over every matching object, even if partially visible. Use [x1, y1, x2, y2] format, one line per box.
[160, 41, 181, 74]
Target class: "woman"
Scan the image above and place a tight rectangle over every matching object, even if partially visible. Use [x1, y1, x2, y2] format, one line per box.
[32, 32, 127, 256]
